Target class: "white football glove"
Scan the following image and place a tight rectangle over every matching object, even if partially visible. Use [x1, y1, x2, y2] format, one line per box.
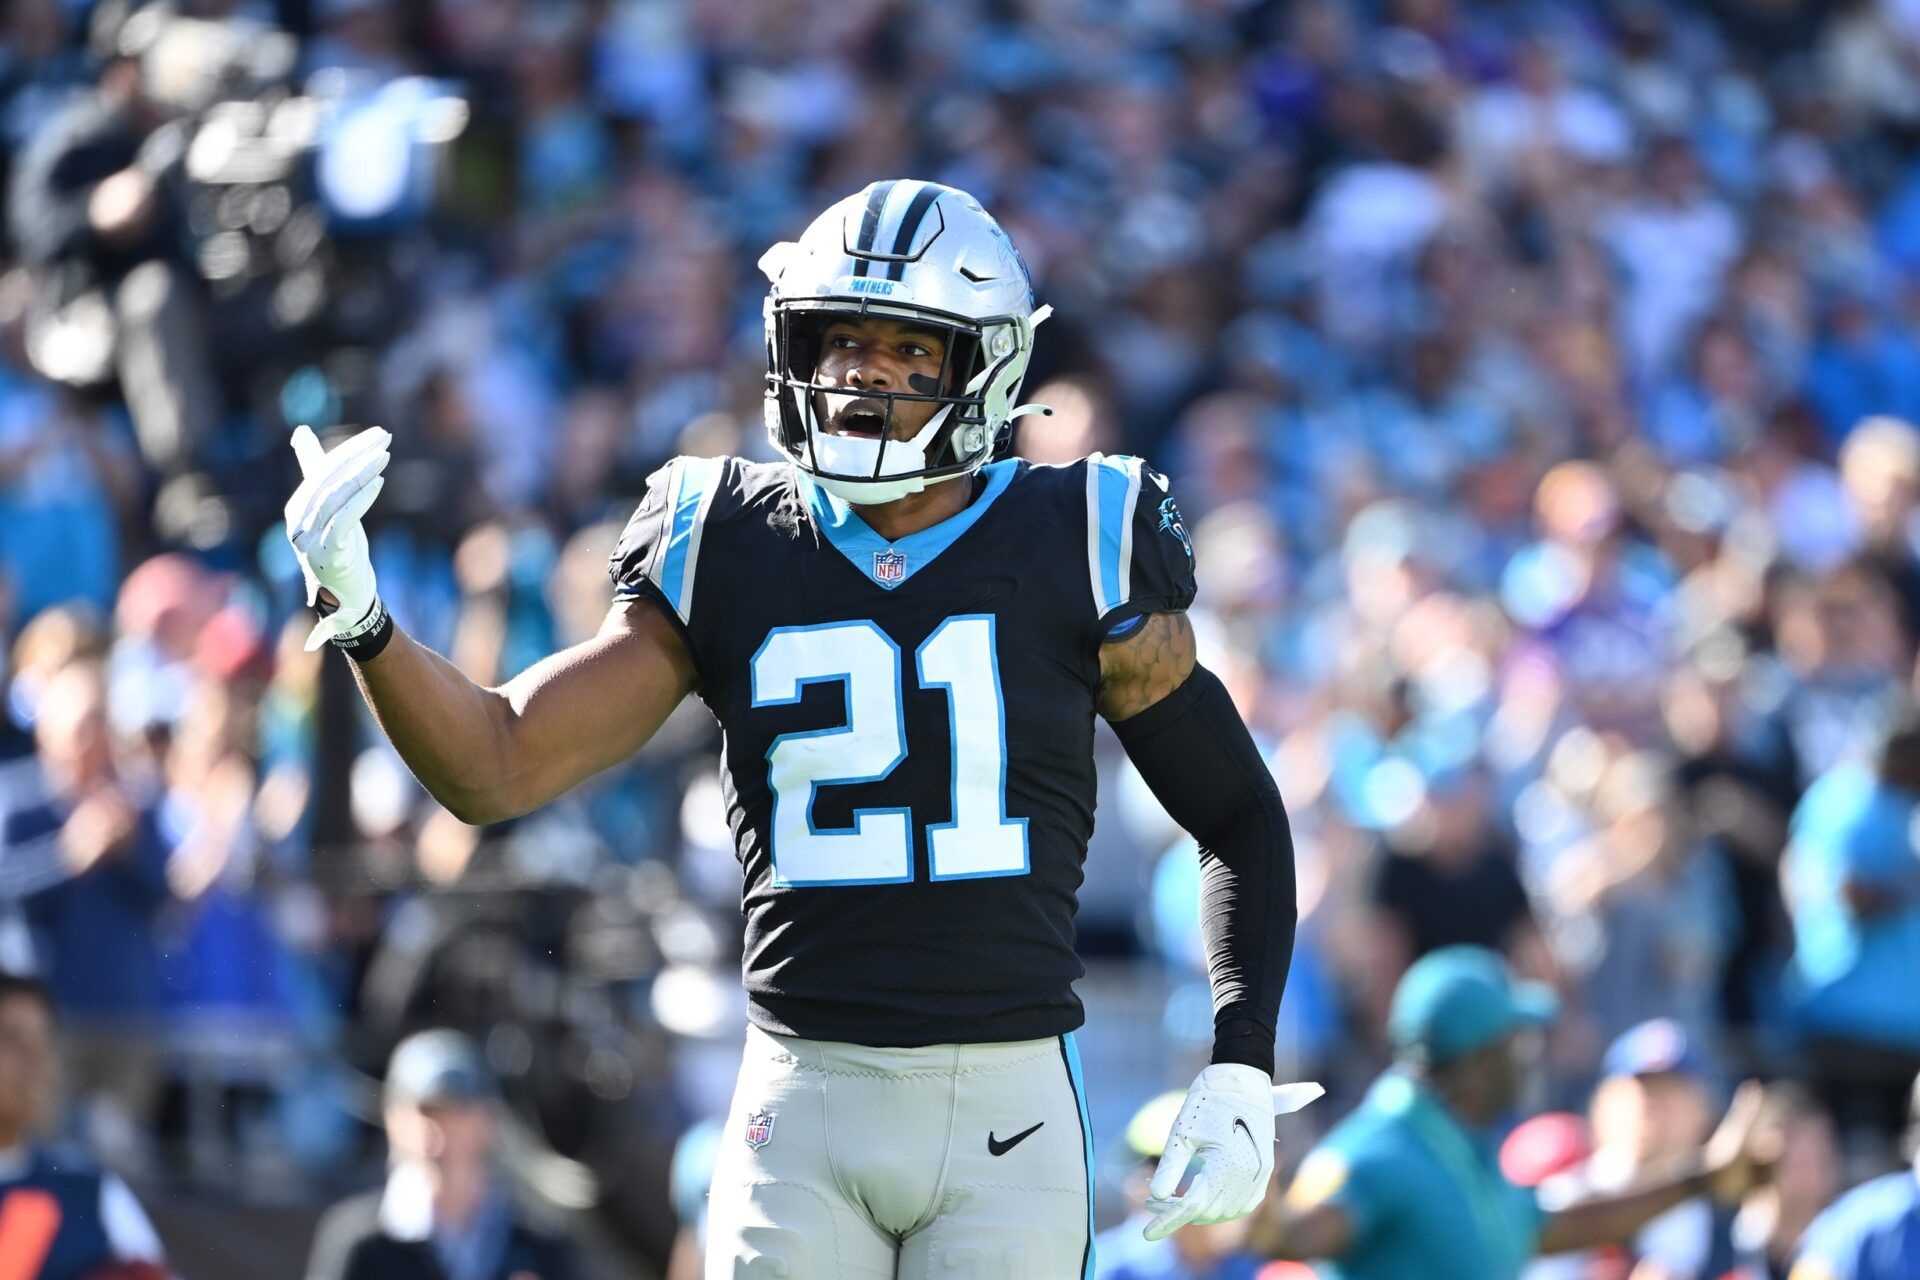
[1144, 1067, 1323, 1241]
[284, 424, 390, 651]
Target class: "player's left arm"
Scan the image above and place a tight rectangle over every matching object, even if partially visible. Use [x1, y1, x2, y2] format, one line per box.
[1098, 613, 1298, 1072]
[1098, 610, 1301, 1238]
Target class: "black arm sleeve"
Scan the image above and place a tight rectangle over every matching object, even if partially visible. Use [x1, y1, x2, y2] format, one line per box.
[1112, 665, 1297, 1075]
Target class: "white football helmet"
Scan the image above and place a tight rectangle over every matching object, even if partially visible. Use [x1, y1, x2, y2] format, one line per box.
[759, 180, 1053, 505]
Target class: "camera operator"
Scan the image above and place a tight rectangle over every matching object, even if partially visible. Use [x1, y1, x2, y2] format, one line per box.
[7, 8, 217, 477]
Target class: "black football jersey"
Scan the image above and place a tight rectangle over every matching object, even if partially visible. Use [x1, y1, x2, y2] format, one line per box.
[609, 453, 1197, 1046]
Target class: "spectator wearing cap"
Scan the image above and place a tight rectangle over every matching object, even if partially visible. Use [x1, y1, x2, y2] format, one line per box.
[1781, 710, 1920, 1169]
[1789, 1071, 1920, 1280]
[1582, 1019, 1738, 1280]
[1092, 1090, 1265, 1280]
[1252, 947, 1778, 1280]
[303, 1030, 579, 1280]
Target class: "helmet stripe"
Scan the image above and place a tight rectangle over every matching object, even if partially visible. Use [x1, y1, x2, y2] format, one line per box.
[851, 180, 897, 277]
[884, 185, 942, 281]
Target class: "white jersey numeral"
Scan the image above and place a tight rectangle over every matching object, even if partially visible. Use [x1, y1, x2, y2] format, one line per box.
[748, 616, 1030, 886]
[916, 615, 1029, 879]
[751, 623, 911, 886]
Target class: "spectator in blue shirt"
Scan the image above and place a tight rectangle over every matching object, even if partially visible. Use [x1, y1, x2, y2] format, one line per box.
[1789, 1072, 1920, 1280]
[1804, 301, 1920, 447]
[1783, 711, 1920, 1168]
[2, 660, 169, 1168]
[1583, 1020, 1739, 1280]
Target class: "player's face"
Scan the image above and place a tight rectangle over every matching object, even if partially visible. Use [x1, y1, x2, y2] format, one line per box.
[814, 316, 951, 442]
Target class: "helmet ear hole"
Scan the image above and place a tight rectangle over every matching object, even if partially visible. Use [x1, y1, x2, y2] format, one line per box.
[946, 332, 981, 399]
[923, 330, 984, 467]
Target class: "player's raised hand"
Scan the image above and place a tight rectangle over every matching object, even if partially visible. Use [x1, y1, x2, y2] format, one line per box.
[1145, 1066, 1321, 1241]
[285, 424, 390, 651]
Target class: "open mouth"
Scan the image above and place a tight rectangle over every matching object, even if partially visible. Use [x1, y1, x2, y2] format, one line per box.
[831, 402, 890, 439]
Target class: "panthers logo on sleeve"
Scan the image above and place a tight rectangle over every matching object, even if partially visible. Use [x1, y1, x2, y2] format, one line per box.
[1156, 495, 1193, 561]
[1142, 466, 1193, 563]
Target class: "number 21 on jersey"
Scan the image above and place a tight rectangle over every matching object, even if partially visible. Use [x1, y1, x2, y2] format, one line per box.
[749, 616, 1029, 886]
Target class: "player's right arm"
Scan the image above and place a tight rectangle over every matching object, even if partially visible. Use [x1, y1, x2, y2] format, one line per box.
[284, 426, 698, 827]
[347, 597, 694, 826]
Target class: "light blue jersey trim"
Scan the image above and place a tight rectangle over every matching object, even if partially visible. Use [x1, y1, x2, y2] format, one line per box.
[1085, 454, 1143, 617]
[658, 456, 725, 623]
[801, 461, 1018, 589]
[1064, 1032, 1096, 1280]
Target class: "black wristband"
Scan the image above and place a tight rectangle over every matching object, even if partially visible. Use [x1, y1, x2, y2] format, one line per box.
[328, 597, 394, 663]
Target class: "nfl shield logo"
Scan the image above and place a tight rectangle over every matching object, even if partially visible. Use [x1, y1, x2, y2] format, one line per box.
[874, 549, 907, 585]
[744, 1110, 775, 1150]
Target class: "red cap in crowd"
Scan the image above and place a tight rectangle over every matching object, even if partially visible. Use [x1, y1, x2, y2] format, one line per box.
[1500, 1111, 1593, 1188]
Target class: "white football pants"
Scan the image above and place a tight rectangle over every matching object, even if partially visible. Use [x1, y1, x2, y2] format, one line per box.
[704, 1024, 1095, 1279]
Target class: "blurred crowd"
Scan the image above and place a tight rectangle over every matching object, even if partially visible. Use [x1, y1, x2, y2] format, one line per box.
[3, 0, 1920, 1274]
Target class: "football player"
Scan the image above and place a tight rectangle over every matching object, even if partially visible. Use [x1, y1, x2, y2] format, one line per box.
[284, 180, 1299, 1278]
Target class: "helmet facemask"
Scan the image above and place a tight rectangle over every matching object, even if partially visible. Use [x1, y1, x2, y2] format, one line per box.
[768, 301, 1010, 503]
